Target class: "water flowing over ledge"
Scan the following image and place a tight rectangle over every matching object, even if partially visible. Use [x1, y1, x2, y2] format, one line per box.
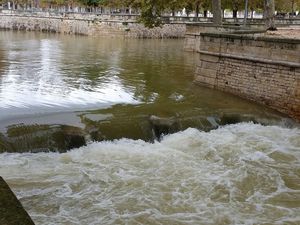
[0, 27, 299, 225]
[1, 123, 300, 225]
[1, 32, 295, 153]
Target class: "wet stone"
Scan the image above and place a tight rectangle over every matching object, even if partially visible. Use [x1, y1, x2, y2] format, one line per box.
[0, 177, 35, 225]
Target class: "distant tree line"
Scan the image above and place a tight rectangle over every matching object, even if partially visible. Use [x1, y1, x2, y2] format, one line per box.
[0, 0, 299, 28]
[1, 0, 299, 14]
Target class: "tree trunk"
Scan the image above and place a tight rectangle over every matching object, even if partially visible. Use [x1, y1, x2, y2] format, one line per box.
[195, 3, 199, 18]
[264, 0, 276, 30]
[244, 0, 248, 26]
[212, 0, 222, 25]
[233, 10, 237, 18]
[204, 10, 208, 18]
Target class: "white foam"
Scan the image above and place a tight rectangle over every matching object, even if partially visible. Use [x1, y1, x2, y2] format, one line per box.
[0, 123, 299, 225]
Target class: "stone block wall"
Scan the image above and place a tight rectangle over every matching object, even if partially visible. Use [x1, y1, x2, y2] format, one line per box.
[183, 24, 266, 52]
[195, 33, 300, 121]
[0, 14, 186, 38]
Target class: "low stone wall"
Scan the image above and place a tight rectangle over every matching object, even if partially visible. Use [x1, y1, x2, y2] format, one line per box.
[0, 14, 186, 38]
[195, 32, 300, 121]
[184, 16, 300, 52]
[184, 23, 267, 52]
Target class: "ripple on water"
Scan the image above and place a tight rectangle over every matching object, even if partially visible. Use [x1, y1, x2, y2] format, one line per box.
[0, 123, 299, 225]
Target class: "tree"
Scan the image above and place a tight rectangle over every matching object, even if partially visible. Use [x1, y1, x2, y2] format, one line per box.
[201, 0, 211, 17]
[264, 0, 276, 30]
[249, 0, 264, 18]
[138, 0, 165, 28]
[275, 0, 300, 15]
[212, 0, 222, 25]
[222, 0, 243, 18]
[165, 0, 184, 16]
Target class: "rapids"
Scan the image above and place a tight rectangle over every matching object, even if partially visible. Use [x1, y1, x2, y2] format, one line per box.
[1, 123, 299, 225]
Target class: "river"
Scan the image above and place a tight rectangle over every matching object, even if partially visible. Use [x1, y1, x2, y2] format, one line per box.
[0, 31, 299, 224]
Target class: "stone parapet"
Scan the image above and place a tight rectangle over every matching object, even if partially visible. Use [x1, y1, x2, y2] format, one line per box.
[1, 10, 300, 25]
[183, 24, 266, 52]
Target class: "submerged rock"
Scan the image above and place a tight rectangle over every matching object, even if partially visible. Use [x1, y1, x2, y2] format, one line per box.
[0, 133, 13, 152]
[0, 124, 87, 153]
[149, 115, 179, 140]
[0, 111, 293, 153]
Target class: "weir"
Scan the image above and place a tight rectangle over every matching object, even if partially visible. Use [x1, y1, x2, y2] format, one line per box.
[0, 29, 298, 153]
[2, 112, 289, 153]
[0, 11, 299, 225]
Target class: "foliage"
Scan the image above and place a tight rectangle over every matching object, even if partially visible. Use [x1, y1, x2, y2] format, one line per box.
[4, 0, 300, 27]
[275, 0, 300, 12]
[138, 0, 164, 28]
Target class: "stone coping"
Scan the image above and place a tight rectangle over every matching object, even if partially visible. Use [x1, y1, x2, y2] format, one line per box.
[199, 50, 300, 68]
[200, 31, 300, 44]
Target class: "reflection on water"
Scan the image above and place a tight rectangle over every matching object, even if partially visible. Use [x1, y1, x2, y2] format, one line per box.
[0, 31, 284, 116]
[0, 31, 297, 152]
[0, 35, 138, 111]
[0, 32, 299, 225]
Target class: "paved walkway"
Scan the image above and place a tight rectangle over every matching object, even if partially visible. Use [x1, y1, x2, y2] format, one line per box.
[266, 27, 300, 39]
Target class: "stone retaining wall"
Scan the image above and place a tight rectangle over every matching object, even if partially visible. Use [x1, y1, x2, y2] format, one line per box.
[195, 33, 300, 121]
[0, 14, 186, 38]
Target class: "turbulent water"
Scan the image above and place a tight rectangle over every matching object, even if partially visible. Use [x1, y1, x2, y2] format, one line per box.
[0, 31, 299, 224]
[1, 123, 300, 225]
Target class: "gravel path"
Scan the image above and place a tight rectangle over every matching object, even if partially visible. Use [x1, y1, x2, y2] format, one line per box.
[266, 27, 300, 39]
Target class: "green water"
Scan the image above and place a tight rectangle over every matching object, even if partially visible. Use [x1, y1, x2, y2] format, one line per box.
[0, 31, 293, 152]
[0, 31, 299, 225]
